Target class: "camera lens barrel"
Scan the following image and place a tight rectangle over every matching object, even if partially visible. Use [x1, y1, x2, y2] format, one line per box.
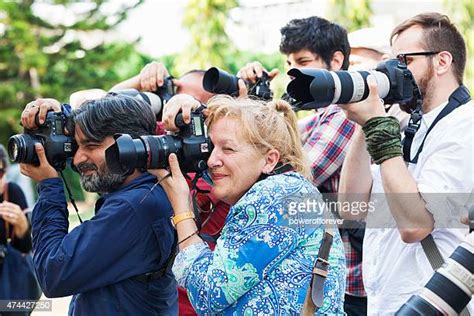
[395, 234, 474, 315]
[287, 68, 391, 109]
[105, 134, 183, 174]
[7, 134, 40, 164]
[203, 67, 239, 96]
[141, 135, 182, 170]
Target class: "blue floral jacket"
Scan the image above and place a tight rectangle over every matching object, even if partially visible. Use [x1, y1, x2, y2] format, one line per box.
[173, 172, 346, 315]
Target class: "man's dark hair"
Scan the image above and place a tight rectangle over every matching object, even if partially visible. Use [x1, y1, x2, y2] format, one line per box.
[391, 12, 466, 84]
[73, 94, 156, 142]
[280, 16, 350, 70]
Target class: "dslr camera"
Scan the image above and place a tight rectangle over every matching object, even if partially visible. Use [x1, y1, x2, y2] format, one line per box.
[8, 111, 76, 171]
[286, 59, 421, 111]
[203, 67, 273, 100]
[105, 106, 212, 175]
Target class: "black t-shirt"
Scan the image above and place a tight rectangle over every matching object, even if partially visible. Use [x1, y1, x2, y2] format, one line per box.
[0, 182, 32, 253]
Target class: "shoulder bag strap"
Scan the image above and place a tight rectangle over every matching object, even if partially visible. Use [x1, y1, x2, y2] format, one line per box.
[302, 221, 335, 315]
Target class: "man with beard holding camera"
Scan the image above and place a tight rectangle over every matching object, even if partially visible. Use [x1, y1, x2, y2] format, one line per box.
[339, 12, 473, 314]
[19, 95, 178, 315]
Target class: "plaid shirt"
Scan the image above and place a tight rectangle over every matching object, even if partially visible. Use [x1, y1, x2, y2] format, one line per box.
[300, 105, 355, 192]
[300, 105, 366, 297]
[340, 229, 367, 297]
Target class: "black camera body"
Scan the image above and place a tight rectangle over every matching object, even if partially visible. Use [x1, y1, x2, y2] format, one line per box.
[8, 111, 76, 170]
[203, 67, 273, 100]
[156, 76, 175, 105]
[286, 59, 421, 110]
[105, 106, 212, 175]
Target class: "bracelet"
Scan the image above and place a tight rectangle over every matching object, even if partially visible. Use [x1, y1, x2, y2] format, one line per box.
[171, 211, 195, 226]
[362, 116, 402, 165]
[178, 230, 200, 245]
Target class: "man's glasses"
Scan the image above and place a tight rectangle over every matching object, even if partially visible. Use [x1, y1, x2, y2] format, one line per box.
[396, 51, 439, 65]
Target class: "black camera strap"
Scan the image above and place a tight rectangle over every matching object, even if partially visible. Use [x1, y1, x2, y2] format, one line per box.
[403, 85, 471, 163]
[131, 232, 178, 283]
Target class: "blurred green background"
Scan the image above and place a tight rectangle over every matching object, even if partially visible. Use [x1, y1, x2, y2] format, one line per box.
[1, 0, 472, 201]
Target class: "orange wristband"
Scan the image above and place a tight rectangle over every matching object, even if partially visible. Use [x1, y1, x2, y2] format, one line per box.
[171, 211, 195, 227]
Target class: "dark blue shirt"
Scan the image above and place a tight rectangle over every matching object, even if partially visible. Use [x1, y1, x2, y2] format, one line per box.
[32, 173, 178, 315]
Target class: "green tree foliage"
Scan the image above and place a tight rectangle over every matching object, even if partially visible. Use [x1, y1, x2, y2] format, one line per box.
[175, 0, 238, 74]
[444, 0, 474, 90]
[0, 0, 149, 201]
[0, 0, 149, 145]
[327, 0, 372, 32]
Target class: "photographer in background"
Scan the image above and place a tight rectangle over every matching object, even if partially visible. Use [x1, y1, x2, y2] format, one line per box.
[19, 96, 178, 315]
[348, 27, 410, 131]
[339, 12, 473, 314]
[111, 61, 231, 316]
[239, 16, 366, 314]
[0, 144, 30, 252]
[110, 61, 214, 104]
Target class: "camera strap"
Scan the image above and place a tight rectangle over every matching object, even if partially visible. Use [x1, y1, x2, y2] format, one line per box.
[402, 85, 471, 163]
[0, 183, 9, 265]
[302, 221, 335, 315]
[131, 232, 178, 283]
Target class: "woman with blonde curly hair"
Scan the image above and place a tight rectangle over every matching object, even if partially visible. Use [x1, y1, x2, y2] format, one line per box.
[152, 95, 346, 315]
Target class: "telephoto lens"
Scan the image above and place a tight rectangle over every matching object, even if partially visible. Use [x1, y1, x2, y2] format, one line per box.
[203, 67, 240, 96]
[286, 59, 419, 110]
[396, 232, 474, 316]
[105, 133, 183, 175]
[203, 67, 273, 100]
[105, 109, 212, 175]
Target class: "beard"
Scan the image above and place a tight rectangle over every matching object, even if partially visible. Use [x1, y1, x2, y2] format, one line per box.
[76, 162, 127, 193]
[418, 62, 435, 108]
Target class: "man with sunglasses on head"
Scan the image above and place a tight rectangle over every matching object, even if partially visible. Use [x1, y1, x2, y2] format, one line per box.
[338, 12, 473, 314]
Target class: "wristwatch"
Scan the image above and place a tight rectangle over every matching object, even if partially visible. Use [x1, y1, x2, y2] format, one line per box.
[171, 211, 195, 227]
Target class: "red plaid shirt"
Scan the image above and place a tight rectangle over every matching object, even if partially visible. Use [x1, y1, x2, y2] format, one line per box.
[340, 229, 367, 297]
[300, 105, 355, 193]
[300, 105, 366, 297]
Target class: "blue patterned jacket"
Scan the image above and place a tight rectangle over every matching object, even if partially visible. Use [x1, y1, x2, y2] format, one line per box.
[173, 172, 346, 315]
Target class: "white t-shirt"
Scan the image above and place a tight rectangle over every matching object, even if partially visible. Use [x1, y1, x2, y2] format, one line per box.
[363, 99, 474, 314]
